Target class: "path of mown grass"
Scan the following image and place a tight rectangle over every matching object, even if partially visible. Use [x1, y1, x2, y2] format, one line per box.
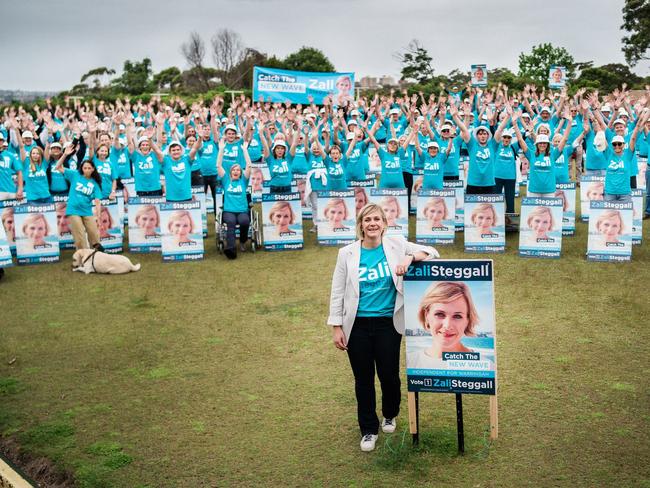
[1, 204, 650, 487]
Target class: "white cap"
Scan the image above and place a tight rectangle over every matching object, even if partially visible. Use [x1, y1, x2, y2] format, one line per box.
[427, 141, 440, 149]
[319, 108, 326, 114]
[540, 107, 552, 114]
[224, 124, 238, 133]
[350, 110, 360, 116]
[22, 131, 33, 139]
[611, 135, 625, 144]
[473, 126, 492, 141]
[306, 113, 316, 120]
[612, 118, 626, 126]
[347, 119, 358, 126]
[50, 142, 62, 149]
[387, 137, 399, 143]
[134, 116, 143, 123]
[137, 136, 149, 146]
[346, 132, 355, 140]
[440, 123, 453, 131]
[535, 134, 550, 144]
[521, 112, 531, 119]
[502, 129, 514, 138]
[601, 104, 612, 113]
[168, 141, 183, 149]
[389, 108, 400, 115]
[618, 108, 629, 117]
[272, 140, 288, 149]
[118, 124, 126, 130]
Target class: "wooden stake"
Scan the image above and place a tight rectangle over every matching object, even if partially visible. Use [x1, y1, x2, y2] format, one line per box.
[489, 395, 499, 440]
[407, 392, 418, 434]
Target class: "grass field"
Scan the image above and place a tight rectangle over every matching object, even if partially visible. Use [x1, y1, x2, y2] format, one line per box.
[1, 206, 650, 488]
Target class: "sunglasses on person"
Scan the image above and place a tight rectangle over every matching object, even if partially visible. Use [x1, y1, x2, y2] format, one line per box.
[612, 142, 624, 147]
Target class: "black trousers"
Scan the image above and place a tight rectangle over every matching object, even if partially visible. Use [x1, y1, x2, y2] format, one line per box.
[465, 184, 495, 195]
[494, 178, 516, 213]
[137, 189, 163, 197]
[202, 175, 219, 212]
[346, 316, 401, 436]
[402, 171, 414, 210]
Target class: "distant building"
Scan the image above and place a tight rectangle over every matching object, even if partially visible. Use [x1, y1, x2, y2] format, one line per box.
[0, 90, 59, 104]
[356, 75, 398, 90]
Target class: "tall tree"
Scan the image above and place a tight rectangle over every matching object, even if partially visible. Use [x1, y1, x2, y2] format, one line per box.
[518, 43, 576, 86]
[211, 28, 246, 87]
[282, 47, 334, 72]
[153, 67, 182, 92]
[575, 63, 643, 93]
[394, 39, 435, 84]
[180, 31, 210, 91]
[80, 67, 116, 90]
[113, 58, 153, 95]
[621, 0, 650, 66]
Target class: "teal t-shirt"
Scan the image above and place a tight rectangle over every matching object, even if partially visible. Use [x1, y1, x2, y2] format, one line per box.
[162, 154, 192, 201]
[23, 159, 51, 201]
[604, 148, 632, 195]
[420, 151, 447, 190]
[131, 150, 162, 192]
[494, 142, 518, 180]
[356, 244, 397, 317]
[325, 157, 347, 191]
[64, 169, 102, 217]
[466, 136, 495, 187]
[93, 156, 117, 198]
[0, 151, 21, 192]
[378, 148, 405, 189]
[526, 148, 555, 193]
[266, 156, 292, 187]
[222, 174, 249, 213]
[551, 146, 572, 184]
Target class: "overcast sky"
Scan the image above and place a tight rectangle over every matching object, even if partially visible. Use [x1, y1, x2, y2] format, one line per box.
[3, 0, 648, 92]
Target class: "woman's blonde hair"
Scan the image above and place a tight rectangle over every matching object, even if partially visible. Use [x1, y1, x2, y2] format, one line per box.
[28, 146, 45, 173]
[21, 213, 50, 237]
[268, 201, 295, 224]
[324, 198, 349, 220]
[417, 282, 479, 336]
[167, 210, 195, 233]
[423, 197, 449, 220]
[470, 203, 497, 226]
[380, 196, 402, 219]
[355, 203, 387, 239]
[526, 206, 554, 231]
[134, 204, 160, 227]
[596, 209, 624, 235]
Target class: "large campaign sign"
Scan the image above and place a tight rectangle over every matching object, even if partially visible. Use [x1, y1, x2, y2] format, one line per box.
[253, 67, 355, 106]
[405, 260, 497, 395]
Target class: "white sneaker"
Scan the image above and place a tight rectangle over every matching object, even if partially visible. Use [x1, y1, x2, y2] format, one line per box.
[360, 434, 378, 452]
[381, 417, 396, 434]
[309, 226, 317, 233]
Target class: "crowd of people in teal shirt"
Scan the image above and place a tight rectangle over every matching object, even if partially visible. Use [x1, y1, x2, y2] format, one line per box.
[0, 81, 649, 264]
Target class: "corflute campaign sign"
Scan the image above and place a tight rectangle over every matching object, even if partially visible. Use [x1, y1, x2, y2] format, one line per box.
[253, 67, 355, 106]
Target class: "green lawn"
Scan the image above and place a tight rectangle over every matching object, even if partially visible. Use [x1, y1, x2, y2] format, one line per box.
[1, 210, 650, 488]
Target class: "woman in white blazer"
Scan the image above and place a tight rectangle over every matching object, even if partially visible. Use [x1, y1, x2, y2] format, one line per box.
[328, 203, 439, 452]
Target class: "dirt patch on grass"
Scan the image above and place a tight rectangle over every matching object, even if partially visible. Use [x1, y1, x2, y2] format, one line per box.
[0, 437, 75, 488]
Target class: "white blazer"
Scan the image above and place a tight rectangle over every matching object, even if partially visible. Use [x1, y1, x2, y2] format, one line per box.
[327, 236, 439, 340]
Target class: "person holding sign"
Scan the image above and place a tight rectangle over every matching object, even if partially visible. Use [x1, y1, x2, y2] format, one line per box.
[408, 282, 480, 369]
[217, 137, 252, 259]
[54, 146, 102, 251]
[327, 203, 439, 452]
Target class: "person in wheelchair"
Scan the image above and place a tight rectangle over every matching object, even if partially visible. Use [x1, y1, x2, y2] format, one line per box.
[217, 138, 253, 259]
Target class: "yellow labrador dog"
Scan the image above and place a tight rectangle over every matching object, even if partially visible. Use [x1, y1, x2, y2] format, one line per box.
[72, 249, 141, 274]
